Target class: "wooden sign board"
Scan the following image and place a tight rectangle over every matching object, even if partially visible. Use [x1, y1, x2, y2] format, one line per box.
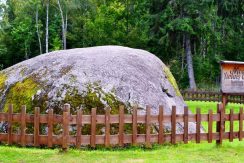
[221, 61, 244, 95]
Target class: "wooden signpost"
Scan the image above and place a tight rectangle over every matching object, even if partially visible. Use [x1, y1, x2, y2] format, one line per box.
[220, 61, 244, 108]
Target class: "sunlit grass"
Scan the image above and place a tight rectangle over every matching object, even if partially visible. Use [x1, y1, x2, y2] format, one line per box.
[186, 101, 244, 132]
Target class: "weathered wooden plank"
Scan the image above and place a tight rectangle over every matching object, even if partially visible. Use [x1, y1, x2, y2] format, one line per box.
[76, 109, 82, 148]
[146, 106, 151, 148]
[20, 106, 26, 147]
[0, 131, 243, 147]
[196, 108, 201, 143]
[62, 104, 70, 150]
[217, 104, 224, 145]
[105, 107, 111, 147]
[34, 107, 40, 147]
[239, 107, 243, 141]
[7, 104, 13, 145]
[119, 105, 124, 147]
[48, 109, 53, 148]
[230, 108, 234, 142]
[132, 106, 137, 146]
[208, 109, 213, 143]
[91, 108, 96, 148]
[158, 105, 164, 144]
[184, 106, 188, 144]
[0, 113, 7, 121]
[171, 106, 176, 144]
[5, 111, 234, 125]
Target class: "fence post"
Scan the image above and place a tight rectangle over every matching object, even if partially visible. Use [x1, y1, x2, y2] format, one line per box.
[48, 109, 53, 148]
[132, 106, 137, 146]
[158, 105, 164, 144]
[230, 109, 234, 142]
[119, 105, 124, 147]
[146, 105, 152, 148]
[171, 106, 176, 144]
[62, 104, 70, 151]
[183, 106, 188, 144]
[91, 108, 96, 148]
[20, 105, 26, 147]
[208, 109, 213, 143]
[76, 108, 82, 149]
[216, 104, 224, 145]
[105, 107, 111, 148]
[239, 107, 243, 141]
[196, 108, 201, 143]
[34, 107, 40, 147]
[7, 104, 13, 145]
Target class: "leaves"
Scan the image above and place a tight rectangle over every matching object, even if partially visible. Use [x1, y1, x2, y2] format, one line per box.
[0, 0, 243, 89]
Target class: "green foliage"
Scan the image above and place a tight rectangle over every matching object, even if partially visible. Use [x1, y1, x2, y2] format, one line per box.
[0, 0, 243, 90]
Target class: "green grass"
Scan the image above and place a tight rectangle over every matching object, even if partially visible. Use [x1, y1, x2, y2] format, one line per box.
[186, 101, 244, 132]
[0, 101, 244, 163]
[186, 101, 243, 114]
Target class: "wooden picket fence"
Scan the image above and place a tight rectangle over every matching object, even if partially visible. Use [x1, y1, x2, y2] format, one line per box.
[181, 90, 244, 104]
[0, 103, 244, 150]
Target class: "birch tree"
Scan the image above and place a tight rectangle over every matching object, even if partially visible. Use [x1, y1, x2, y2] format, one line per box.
[45, 0, 49, 53]
[35, 4, 42, 54]
[57, 0, 66, 49]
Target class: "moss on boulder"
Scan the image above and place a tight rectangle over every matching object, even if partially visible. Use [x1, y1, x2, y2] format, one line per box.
[163, 66, 181, 96]
[4, 77, 39, 112]
[0, 73, 7, 90]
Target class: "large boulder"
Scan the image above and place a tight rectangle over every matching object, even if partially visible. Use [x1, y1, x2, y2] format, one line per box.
[0, 46, 195, 133]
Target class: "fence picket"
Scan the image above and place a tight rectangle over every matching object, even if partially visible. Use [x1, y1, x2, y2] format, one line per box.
[239, 108, 243, 141]
[196, 108, 201, 143]
[208, 109, 213, 143]
[76, 109, 82, 148]
[20, 105, 26, 147]
[7, 104, 13, 145]
[146, 106, 151, 148]
[158, 105, 164, 144]
[217, 104, 224, 145]
[48, 109, 53, 148]
[171, 106, 176, 144]
[230, 109, 234, 142]
[119, 105, 124, 147]
[91, 108, 96, 148]
[62, 104, 70, 150]
[132, 106, 137, 146]
[184, 106, 188, 144]
[105, 107, 111, 147]
[34, 107, 40, 147]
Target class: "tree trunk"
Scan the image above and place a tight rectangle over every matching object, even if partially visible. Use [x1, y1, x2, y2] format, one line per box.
[185, 33, 197, 90]
[65, 12, 67, 49]
[57, 0, 66, 50]
[45, 0, 49, 53]
[36, 6, 42, 55]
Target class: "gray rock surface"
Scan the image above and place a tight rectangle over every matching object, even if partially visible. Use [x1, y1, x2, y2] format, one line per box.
[0, 46, 196, 133]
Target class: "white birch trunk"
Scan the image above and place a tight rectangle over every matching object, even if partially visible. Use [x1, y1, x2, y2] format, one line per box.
[45, 0, 49, 53]
[57, 0, 66, 50]
[36, 6, 42, 55]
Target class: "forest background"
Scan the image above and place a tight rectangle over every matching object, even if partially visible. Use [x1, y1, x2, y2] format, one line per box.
[0, 0, 243, 90]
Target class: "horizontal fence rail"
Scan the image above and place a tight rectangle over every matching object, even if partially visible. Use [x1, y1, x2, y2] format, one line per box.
[181, 90, 244, 104]
[0, 103, 244, 150]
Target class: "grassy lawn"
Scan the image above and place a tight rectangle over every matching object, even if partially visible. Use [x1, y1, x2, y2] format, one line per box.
[0, 101, 244, 163]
